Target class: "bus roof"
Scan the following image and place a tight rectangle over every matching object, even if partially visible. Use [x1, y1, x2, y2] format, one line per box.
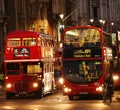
[6, 30, 52, 38]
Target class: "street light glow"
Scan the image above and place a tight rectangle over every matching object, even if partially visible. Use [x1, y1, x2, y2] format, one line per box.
[99, 20, 105, 24]
[90, 19, 94, 23]
[111, 22, 114, 26]
[59, 14, 64, 20]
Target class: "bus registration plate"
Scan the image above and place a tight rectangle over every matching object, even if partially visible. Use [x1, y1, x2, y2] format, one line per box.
[79, 92, 88, 94]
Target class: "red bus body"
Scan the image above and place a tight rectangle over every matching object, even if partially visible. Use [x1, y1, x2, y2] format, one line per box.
[62, 26, 113, 100]
[4, 30, 55, 99]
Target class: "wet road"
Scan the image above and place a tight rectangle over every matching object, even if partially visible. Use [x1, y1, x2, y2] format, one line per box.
[0, 90, 120, 110]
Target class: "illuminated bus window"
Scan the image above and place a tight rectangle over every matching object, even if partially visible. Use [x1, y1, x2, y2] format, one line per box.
[7, 38, 20, 47]
[64, 28, 100, 48]
[41, 37, 44, 46]
[46, 39, 49, 47]
[38, 37, 42, 46]
[22, 38, 36, 46]
[44, 38, 47, 46]
[48, 39, 54, 47]
[27, 65, 42, 74]
[46, 63, 49, 72]
[51, 63, 54, 72]
[27, 65, 33, 73]
[50, 63, 52, 72]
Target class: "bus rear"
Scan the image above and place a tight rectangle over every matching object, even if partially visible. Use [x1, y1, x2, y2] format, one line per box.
[62, 26, 112, 100]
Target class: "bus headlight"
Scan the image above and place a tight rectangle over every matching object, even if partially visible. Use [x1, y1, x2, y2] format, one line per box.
[113, 75, 119, 81]
[96, 86, 103, 92]
[59, 78, 63, 84]
[6, 83, 12, 89]
[64, 87, 71, 93]
[33, 82, 38, 88]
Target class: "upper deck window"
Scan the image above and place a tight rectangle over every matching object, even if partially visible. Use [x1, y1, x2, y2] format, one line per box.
[64, 28, 100, 48]
[38, 37, 42, 46]
[22, 38, 36, 46]
[7, 38, 20, 47]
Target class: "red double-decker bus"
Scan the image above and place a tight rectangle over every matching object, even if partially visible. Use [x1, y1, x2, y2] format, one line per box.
[62, 26, 113, 100]
[4, 30, 55, 99]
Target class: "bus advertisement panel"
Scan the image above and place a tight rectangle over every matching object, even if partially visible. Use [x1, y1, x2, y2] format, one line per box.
[62, 26, 113, 100]
[4, 30, 55, 99]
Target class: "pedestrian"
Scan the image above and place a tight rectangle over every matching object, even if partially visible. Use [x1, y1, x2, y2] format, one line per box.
[103, 73, 114, 103]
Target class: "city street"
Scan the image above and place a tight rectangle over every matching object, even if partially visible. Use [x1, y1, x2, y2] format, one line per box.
[0, 1, 120, 110]
[0, 89, 120, 110]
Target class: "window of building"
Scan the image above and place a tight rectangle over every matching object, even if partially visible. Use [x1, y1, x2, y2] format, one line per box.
[29, 3, 35, 17]
[0, 0, 5, 15]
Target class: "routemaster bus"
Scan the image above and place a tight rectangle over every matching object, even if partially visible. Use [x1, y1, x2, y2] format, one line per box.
[62, 26, 113, 100]
[4, 30, 55, 99]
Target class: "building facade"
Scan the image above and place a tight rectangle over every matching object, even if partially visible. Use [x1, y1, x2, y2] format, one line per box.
[75, 0, 120, 32]
[0, 0, 66, 69]
[0, 0, 120, 68]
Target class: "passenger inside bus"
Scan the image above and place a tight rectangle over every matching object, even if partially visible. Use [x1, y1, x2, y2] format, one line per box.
[64, 29, 100, 48]
[64, 37, 74, 48]
[64, 61, 102, 83]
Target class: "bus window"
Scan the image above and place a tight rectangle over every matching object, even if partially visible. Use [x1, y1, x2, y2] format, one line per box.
[64, 60, 102, 83]
[6, 63, 20, 75]
[7, 38, 20, 47]
[38, 37, 42, 46]
[64, 28, 100, 48]
[27, 65, 42, 74]
[41, 37, 44, 46]
[22, 38, 36, 46]
[22, 62, 42, 74]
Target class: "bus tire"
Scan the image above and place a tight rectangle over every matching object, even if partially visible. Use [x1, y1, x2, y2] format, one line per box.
[51, 81, 55, 94]
[69, 95, 74, 100]
[6, 92, 14, 99]
[37, 86, 44, 98]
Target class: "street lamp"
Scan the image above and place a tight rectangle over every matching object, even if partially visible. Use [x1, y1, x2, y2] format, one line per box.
[99, 20, 105, 30]
[111, 22, 114, 26]
[111, 22, 114, 31]
[99, 20, 105, 25]
[90, 19, 94, 23]
[89, 18, 94, 25]
[59, 14, 64, 20]
[58, 14, 64, 44]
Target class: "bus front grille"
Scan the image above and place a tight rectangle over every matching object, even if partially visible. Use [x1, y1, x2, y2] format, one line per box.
[14, 81, 30, 92]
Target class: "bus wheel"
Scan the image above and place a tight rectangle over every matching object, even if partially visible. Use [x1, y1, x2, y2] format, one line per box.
[69, 95, 74, 100]
[51, 82, 55, 94]
[6, 92, 14, 99]
[37, 86, 44, 98]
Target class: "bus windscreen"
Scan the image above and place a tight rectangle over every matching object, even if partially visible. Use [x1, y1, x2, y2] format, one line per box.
[64, 60, 102, 84]
[63, 28, 101, 58]
[64, 28, 100, 48]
